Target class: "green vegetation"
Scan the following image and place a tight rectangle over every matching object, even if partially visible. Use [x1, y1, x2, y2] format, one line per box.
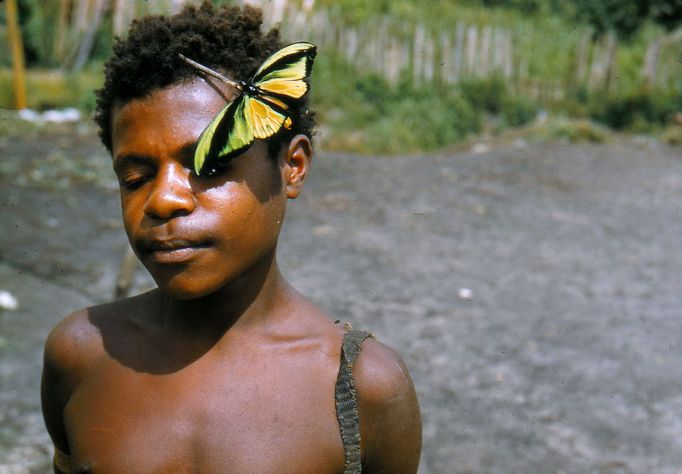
[1, 0, 680, 152]
[0, 67, 101, 112]
[590, 87, 682, 132]
[312, 57, 481, 153]
[525, 117, 612, 143]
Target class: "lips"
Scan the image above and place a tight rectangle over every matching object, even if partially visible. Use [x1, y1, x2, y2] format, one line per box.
[139, 238, 211, 264]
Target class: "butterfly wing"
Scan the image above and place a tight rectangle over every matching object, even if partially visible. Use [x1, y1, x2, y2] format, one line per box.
[194, 95, 254, 175]
[245, 95, 293, 139]
[252, 42, 317, 103]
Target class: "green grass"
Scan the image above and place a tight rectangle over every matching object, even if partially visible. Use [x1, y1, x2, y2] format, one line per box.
[0, 67, 102, 112]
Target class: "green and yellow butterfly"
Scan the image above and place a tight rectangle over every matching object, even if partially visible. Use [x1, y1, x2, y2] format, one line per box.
[179, 42, 316, 176]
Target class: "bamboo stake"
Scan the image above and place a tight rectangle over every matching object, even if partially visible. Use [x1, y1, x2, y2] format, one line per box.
[5, 0, 27, 109]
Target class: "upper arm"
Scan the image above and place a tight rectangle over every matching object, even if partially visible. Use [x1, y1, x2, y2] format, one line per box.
[41, 309, 97, 459]
[354, 339, 422, 474]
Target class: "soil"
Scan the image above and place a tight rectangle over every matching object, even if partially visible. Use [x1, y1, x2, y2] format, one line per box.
[1, 125, 681, 474]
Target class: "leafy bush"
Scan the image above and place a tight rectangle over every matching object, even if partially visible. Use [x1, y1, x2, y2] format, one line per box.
[502, 96, 538, 127]
[366, 92, 479, 153]
[459, 76, 508, 114]
[591, 88, 682, 131]
[456, 76, 537, 128]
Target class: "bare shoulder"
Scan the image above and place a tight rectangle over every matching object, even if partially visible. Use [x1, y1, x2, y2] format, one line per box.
[354, 336, 422, 473]
[43, 307, 102, 385]
[41, 305, 103, 455]
[42, 294, 153, 455]
[43, 292, 153, 380]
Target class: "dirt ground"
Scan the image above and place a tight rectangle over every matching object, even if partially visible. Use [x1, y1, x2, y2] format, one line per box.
[1, 126, 681, 474]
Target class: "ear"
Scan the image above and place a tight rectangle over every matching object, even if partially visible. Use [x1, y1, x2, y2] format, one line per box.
[283, 134, 313, 199]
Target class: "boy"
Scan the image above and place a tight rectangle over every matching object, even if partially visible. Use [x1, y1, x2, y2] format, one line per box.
[41, 3, 421, 473]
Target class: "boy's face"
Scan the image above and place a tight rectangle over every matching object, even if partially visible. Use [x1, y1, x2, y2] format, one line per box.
[110, 79, 293, 300]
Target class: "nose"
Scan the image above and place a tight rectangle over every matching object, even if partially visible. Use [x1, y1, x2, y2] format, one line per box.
[144, 163, 196, 220]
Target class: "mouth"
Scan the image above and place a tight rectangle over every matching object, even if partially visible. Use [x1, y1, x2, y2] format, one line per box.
[141, 239, 211, 264]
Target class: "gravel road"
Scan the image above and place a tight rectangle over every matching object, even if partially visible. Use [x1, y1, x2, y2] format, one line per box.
[1, 128, 681, 473]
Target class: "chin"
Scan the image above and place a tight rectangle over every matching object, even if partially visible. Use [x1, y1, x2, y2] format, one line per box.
[150, 271, 223, 301]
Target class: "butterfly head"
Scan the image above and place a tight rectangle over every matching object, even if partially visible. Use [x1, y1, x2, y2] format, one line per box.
[241, 81, 260, 97]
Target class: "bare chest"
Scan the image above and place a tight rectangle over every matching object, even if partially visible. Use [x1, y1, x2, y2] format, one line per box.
[63, 355, 344, 473]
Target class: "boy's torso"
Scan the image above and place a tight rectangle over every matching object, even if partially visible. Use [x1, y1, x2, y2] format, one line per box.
[61, 293, 347, 473]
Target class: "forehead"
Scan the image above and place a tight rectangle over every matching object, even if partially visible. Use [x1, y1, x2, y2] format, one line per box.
[111, 79, 235, 158]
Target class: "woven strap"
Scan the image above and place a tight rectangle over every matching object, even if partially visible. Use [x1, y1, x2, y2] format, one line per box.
[335, 328, 372, 474]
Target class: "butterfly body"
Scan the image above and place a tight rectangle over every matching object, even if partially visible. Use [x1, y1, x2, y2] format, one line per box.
[180, 42, 316, 176]
[241, 82, 258, 96]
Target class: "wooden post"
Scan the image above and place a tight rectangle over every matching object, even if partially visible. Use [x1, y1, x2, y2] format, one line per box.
[453, 21, 465, 82]
[439, 31, 452, 84]
[423, 31, 435, 83]
[413, 24, 425, 85]
[604, 32, 618, 94]
[5, 0, 27, 109]
[588, 32, 616, 92]
[465, 25, 477, 77]
[575, 29, 591, 86]
[386, 37, 401, 85]
[54, 0, 71, 60]
[72, 0, 107, 71]
[479, 26, 491, 77]
[641, 36, 662, 87]
[502, 30, 513, 79]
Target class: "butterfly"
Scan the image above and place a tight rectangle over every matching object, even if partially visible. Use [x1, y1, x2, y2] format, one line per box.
[179, 42, 316, 176]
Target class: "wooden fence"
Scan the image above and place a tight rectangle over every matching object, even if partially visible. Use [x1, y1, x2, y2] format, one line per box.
[5, 0, 680, 106]
[246, 0, 681, 104]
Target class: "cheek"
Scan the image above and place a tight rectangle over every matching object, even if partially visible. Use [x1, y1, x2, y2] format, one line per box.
[119, 193, 144, 242]
[203, 184, 285, 240]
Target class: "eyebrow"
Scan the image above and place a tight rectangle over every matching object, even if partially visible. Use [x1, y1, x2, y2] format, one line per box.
[112, 153, 155, 175]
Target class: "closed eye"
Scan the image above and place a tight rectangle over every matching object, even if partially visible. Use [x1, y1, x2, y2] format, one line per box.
[116, 165, 155, 191]
[119, 172, 154, 190]
[113, 153, 157, 190]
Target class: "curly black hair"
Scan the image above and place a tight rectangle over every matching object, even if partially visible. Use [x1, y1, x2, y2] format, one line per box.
[94, 2, 315, 155]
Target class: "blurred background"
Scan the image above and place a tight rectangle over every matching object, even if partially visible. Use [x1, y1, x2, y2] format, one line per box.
[1, 1, 682, 473]
[2, 0, 681, 148]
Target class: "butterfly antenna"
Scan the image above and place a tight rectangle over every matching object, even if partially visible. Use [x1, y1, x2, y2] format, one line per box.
[178, 53, 242, 91]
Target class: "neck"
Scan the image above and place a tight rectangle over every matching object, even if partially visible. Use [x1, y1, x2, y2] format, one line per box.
[156, 250, 291, 339]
